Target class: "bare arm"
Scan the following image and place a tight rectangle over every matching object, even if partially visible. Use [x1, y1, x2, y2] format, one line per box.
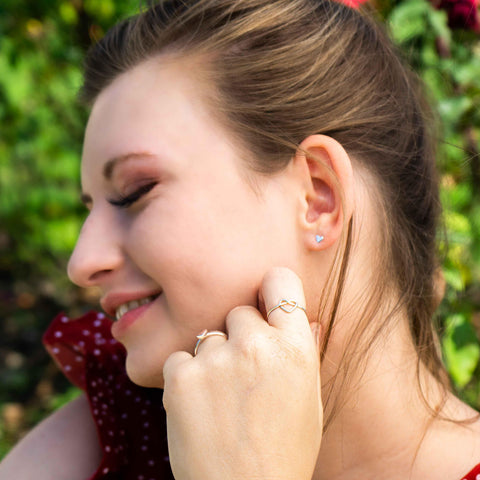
[0, 394, 102, 480]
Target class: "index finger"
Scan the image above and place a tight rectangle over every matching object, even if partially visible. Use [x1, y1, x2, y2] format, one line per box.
[260, 267, 310, 334]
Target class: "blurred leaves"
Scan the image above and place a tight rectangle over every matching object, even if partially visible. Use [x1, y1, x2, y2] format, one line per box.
[443, 313, 480, 387]
[383, 0, 480, 395]
[0, 0, 138, 456]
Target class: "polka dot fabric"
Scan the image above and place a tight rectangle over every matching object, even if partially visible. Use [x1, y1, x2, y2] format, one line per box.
[462, 463, 480, 480]
[43, 311, 174, 480]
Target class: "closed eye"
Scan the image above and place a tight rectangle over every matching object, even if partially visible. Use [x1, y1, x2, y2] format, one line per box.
[108, 182, 157, 208]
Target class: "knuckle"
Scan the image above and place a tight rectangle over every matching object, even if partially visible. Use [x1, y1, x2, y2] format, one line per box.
[227, 304, 257, 319]
[225, 304, 258, 328]
[278, 331, 314, 362]
[236, 331, 270, 362]
[243, 332, 313, 370]
[163, 360, 194, 405]
[283, 340, 312, 368]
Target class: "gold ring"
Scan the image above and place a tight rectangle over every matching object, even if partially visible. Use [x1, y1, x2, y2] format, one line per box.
[267, 299, 306, 319]
[194, 329, 228, 356]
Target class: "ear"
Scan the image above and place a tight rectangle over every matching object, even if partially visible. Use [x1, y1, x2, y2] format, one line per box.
[295, 134, 354, 250]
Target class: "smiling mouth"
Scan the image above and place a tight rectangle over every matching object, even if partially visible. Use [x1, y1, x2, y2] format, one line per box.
[115, 294, 160, 321]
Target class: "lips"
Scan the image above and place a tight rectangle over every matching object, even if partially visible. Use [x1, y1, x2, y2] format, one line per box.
[101, 291, 162, 319]
[115, 294, 159, 320]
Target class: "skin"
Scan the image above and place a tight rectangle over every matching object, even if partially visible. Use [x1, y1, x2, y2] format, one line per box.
[68, 56, 311, 389]
[0, 395, 102, 480]
[2, 55, 480, 480]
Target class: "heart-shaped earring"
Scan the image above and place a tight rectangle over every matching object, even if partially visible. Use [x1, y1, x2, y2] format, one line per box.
[315, 235, 324, 244]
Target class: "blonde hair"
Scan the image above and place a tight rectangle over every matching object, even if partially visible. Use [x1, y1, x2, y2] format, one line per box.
[81, 0, 446, 427]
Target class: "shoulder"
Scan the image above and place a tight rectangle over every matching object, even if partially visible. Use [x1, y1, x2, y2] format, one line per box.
[421, 401, 480, 480]
[0, 395, 102, 480]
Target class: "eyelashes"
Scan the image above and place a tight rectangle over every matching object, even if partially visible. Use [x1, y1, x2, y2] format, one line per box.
[107, 182, 157, 208]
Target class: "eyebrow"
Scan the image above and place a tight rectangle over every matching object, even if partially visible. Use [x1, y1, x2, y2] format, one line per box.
[80, 151, 157, 207]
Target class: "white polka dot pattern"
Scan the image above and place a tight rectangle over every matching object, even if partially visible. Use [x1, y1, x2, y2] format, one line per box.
[43, 311, 173, 479]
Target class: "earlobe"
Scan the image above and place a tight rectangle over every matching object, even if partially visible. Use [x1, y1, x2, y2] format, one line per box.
[296, 134, 354, 251]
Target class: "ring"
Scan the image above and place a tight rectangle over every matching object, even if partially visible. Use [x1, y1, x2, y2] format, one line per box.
[194, 329, 228, 356]
[267, 299, 306, 319]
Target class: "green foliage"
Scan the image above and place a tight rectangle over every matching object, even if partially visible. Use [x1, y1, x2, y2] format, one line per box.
[443, 313, 480, 387]
[382, 0, 480, 396]
[0, 0, 479, 459]
[0, 0, 139, 457]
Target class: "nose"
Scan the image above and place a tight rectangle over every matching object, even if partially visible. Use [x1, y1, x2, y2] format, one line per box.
[67, 208, 124, 288]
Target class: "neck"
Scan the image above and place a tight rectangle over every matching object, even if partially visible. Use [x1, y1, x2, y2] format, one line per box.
[316, 352, 429, 479]
[313, 312, 480, 480]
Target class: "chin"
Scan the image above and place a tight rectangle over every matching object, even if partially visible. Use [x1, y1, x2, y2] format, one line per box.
[125, 353, 166, 389]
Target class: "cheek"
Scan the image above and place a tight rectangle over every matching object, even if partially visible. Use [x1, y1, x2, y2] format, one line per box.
[130, 188, 296, 285]
[120, 197, 300, 387]
[124, 188, 297, 315]
[126, 191, 250, 267]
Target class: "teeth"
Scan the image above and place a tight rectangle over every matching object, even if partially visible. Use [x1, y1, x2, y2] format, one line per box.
[115, 295, 158, 321]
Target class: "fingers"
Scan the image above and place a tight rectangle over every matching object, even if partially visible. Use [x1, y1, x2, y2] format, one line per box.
[261, 267, 310, 334]
[164, 350, 192, 374]
[163, 350, 193, 407]
[166, 267, 314, 379]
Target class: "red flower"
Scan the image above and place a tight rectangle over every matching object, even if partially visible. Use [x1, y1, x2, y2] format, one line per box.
[436, 0, 480, 32]
[335, 0, 369, 8]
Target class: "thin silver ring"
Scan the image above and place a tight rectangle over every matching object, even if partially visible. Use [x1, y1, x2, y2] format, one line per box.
[267, 299, 306, 319]
[194, 329, 228, 356]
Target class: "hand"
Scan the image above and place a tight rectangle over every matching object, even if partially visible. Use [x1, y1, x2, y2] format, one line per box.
[163, 267, 323, 480]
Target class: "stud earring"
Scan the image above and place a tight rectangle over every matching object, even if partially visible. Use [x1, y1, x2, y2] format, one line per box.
[315, 235, 324, 244]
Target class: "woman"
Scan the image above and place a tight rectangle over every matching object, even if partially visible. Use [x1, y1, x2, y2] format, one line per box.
[1, 0, 480, 479]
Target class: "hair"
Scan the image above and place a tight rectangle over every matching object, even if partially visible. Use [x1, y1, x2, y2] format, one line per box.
[81, 0, 447, 427]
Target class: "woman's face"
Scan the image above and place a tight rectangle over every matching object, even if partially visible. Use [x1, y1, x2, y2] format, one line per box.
[68, 57, 303, 387]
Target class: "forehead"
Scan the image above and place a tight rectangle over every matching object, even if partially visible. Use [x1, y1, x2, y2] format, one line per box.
[82, 56, 214, 166]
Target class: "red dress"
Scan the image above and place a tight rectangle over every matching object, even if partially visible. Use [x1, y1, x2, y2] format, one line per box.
[462, 463, 480, 480]
[44, 311, 480, 480]
[43, 311, 174, 480]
